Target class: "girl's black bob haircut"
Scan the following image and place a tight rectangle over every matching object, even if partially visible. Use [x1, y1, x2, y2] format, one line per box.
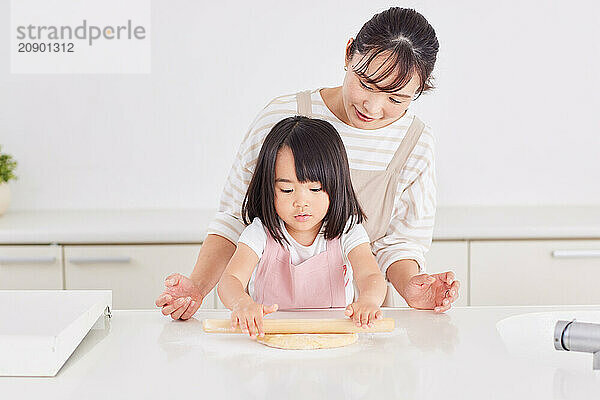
[242, 116, 365, 246]
[348, 7, 439, 100]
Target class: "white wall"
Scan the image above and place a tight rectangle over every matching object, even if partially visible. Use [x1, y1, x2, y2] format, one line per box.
[1, 0, 598, 210]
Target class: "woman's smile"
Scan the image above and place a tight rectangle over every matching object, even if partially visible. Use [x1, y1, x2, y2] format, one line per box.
[354, 106, 375, 122]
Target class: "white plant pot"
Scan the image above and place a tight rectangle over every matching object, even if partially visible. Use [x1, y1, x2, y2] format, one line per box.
[0, 182, 10, 216]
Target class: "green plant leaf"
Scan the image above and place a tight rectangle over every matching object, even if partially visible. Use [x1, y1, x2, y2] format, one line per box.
[0, 145, 18, 183]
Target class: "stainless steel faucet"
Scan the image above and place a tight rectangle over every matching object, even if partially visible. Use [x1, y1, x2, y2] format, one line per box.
[554, 319, 600, 370]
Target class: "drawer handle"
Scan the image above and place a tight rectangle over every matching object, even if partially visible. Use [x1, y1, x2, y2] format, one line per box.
[0, 256, 57, 264]
[552, 250, 600, 259]
[68, 256, 132, 264]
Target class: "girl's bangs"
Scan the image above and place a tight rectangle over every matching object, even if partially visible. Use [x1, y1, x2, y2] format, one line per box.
[291, 146, 328, 185]
[285, 133, 332, 190]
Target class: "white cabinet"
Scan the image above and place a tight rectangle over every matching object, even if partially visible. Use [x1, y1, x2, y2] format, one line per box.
[64, 244, 216, 310]
[470, 240, 600, 306]
[9, 238, 600, 310]
[385, 240, 469, 307]
[0, 245, 63, 289]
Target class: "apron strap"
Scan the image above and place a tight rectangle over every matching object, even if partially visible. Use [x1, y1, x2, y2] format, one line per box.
[386, 116, 425, 173]
[296, 90, 313, 117]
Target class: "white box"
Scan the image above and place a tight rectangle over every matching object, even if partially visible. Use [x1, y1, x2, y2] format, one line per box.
[0, 290, 112, 376]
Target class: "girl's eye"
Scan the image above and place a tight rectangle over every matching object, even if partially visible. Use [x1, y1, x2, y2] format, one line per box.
[280, 189, 293, 193]
[310, 188, 322, 192]
[389, 97, 403, 105]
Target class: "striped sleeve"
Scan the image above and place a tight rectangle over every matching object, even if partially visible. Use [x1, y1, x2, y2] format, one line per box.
[371, 125, 437, 278]
[206, 95, 297, 243]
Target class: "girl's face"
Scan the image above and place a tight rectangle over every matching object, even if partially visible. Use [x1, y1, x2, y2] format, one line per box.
[274, 146, 330, 239]
[341, 42, 422, 130]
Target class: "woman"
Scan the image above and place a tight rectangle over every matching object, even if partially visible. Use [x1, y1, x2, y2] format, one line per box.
[155, 7, 460, 320]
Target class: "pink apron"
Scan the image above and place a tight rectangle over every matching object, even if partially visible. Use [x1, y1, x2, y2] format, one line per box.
[253, 230, 347, 309]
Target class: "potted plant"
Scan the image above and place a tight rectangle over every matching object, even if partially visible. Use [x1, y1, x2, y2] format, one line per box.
[0, 146, 18, 216]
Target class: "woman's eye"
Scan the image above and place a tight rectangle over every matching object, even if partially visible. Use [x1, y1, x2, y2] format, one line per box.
[389, 97, 403, 105]
[310, 188, 322, 192]
[359, 80, 373, 91]
[280, 189, 293, 193]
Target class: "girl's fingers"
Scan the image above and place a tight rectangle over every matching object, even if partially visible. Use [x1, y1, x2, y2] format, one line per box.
[263, 304, 278, 315]
[360, 312, 368, 328]
[249, 317, 259, 339]
[256, 316, 265, 337]
[245, 317, 254, 338]
[241, 318, 249, 335]
[375, 310, 382, 320]
[231, 314, 238, 329]
[367, 312, 376, 327]
[355, 311, 364, 327]
[345, 305, 354, 318]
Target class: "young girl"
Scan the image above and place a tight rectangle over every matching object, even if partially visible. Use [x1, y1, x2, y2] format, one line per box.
[217, 116, 387, 339]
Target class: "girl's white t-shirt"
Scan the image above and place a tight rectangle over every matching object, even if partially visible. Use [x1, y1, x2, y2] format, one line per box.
[238, 217, 370, 305]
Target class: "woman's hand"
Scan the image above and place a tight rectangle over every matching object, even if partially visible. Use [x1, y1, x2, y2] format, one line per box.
[401, 271, 460, 313]
[231, 298, 278, 339]
[155, 273, 204, 320]
[344, 298, 383, 329]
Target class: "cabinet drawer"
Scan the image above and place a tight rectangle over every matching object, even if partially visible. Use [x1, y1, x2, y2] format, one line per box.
[387, 240, 469, 307]
[64, 244, 215, 310]
[0, 245, 63, 289]
[471, 240, 600, 306]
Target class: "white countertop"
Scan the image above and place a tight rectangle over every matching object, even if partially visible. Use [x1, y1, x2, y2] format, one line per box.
[0, 206, 598, 244]
[0, 209, 216, 244]
[1, 305, 599, 399]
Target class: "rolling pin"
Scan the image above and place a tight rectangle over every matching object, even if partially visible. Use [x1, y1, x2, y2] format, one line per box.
[202, 318, 395, 334]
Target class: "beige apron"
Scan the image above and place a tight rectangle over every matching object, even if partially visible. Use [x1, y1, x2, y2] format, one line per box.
[296, 90, 425, 306]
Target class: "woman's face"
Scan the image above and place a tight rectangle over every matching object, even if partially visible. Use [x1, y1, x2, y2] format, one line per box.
[341, 46, 422, 130]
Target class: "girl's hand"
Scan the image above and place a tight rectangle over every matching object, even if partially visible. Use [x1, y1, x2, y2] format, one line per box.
[155, 273, 204, 320]
[402, 271, 460, 313]
[231, 298, 278, 339]
[344, 299, 382, 329]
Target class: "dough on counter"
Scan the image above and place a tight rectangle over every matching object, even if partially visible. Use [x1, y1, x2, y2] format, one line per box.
[256, 333, 358, 350]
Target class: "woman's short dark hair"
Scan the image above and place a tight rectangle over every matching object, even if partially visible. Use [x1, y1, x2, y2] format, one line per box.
[242, 116, 365, 246]
[348, 7, 439, 99]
